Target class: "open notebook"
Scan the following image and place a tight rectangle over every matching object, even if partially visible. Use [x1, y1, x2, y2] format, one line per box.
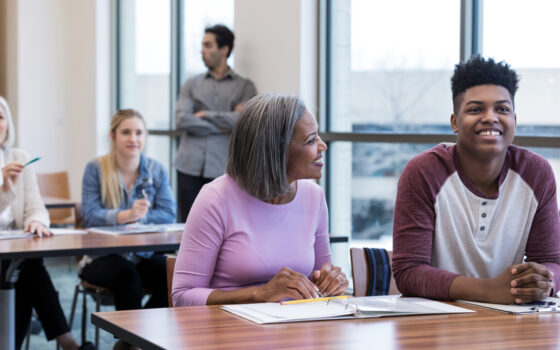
[222, 295, 475, 324]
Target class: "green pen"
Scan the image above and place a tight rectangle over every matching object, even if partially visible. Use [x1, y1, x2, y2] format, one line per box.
[24, 157, 41, 167]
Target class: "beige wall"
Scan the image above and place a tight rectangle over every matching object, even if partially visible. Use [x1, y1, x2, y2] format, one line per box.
[2, 0, 19, 132]
[0, 0, 6, 97]
[235, 0, 318, 112]
[3, 0, 111, 201]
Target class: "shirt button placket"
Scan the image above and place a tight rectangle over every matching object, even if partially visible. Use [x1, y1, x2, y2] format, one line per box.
[477, 201, 489, 240]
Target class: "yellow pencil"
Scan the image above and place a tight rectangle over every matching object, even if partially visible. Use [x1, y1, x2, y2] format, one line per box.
[281, 295, 350, 305]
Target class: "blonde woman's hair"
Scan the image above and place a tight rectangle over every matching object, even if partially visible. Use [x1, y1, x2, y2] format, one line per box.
[98, 109, 146, 209]
[0, 96, 16, 150]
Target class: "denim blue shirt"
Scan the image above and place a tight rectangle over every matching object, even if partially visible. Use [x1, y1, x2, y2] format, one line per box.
[81, 154, 176, 228]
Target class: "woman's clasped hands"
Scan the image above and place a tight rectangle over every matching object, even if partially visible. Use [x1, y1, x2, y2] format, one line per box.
[255, 263, 348, 302]
[311, 262, 349, 297]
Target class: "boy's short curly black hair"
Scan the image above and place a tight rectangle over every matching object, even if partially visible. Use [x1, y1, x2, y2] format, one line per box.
[451, 56, 519, 113]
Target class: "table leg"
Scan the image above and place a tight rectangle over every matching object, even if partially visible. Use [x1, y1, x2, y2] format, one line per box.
[0, 287, 15, 350]
[1, 259, 23, 350]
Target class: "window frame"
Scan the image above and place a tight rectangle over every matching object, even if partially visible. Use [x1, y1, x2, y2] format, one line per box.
[320, 0, 560, 236]
[114, 0, 191, 194]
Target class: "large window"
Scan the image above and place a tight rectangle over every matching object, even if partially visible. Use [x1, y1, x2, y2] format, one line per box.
[330, 0, 460, 133]
[116, 0, 234, 179]
[119, 0, 171, 131]
[323, 0, 560, 250]
[483, 0, 560, 133]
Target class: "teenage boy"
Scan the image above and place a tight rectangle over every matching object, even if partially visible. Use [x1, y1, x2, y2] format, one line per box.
[392, 56, 560, 304]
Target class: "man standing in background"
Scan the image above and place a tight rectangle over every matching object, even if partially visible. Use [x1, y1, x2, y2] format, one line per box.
[174, 24, 257, 222]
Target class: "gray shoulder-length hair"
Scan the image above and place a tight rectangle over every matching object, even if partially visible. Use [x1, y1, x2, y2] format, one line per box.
[0, 96, 16, 150]
[226, 94, 306, 201]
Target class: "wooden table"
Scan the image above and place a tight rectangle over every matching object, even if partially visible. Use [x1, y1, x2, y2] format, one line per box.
[0, 231, 183, 259]
[92, 303, 560, 349]
[0, 230, 183, 350]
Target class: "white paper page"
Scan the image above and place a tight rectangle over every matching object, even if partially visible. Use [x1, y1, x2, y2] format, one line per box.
[346, 295, 409, 312]
[87, 224, 154, 235]
[406, 298, 476, 313]
[160, 223, 185, 232]
[342, 295, 475, 315]
[223, 301, 353, 324]
[88, 223, 185, 235]
[0, 230, 32, 240]
[248, 302, 353, 318]
[51, 228, 88, 235]
[459, 297, 560, 314]
[0, 228, 89, 239]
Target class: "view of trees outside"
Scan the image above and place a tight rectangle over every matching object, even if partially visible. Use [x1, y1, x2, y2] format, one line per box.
[329, 0, 560, 249]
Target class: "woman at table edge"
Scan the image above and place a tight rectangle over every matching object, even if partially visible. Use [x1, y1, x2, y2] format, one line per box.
[0, 96, 93, 350]
[172, 94, 348, 307]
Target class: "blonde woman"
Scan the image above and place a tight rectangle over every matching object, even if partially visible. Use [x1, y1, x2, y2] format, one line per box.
[80, 109, 175, 316]
[0, 97, 93, 350]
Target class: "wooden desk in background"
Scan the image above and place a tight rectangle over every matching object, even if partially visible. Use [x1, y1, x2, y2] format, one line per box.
[41, 196, 76, 209]
[92, 303, 560, 349]
[0, 230, 183, 350]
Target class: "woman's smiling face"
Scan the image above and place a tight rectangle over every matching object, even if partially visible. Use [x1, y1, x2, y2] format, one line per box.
[286, 110, 327, 183]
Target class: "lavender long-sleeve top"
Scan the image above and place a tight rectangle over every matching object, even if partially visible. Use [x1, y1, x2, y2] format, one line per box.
[172, 174, 331, 306]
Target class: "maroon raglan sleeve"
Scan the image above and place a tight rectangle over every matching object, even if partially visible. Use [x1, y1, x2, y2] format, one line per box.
[517, 151, 560, 294]
[392, 146, 460, 300]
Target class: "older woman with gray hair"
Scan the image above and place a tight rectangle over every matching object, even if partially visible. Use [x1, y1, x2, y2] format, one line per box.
[172, 94, 348, 306]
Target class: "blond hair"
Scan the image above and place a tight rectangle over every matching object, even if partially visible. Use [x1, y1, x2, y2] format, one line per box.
[98, 109, 146, 208]
[0, 96, 16, 149]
